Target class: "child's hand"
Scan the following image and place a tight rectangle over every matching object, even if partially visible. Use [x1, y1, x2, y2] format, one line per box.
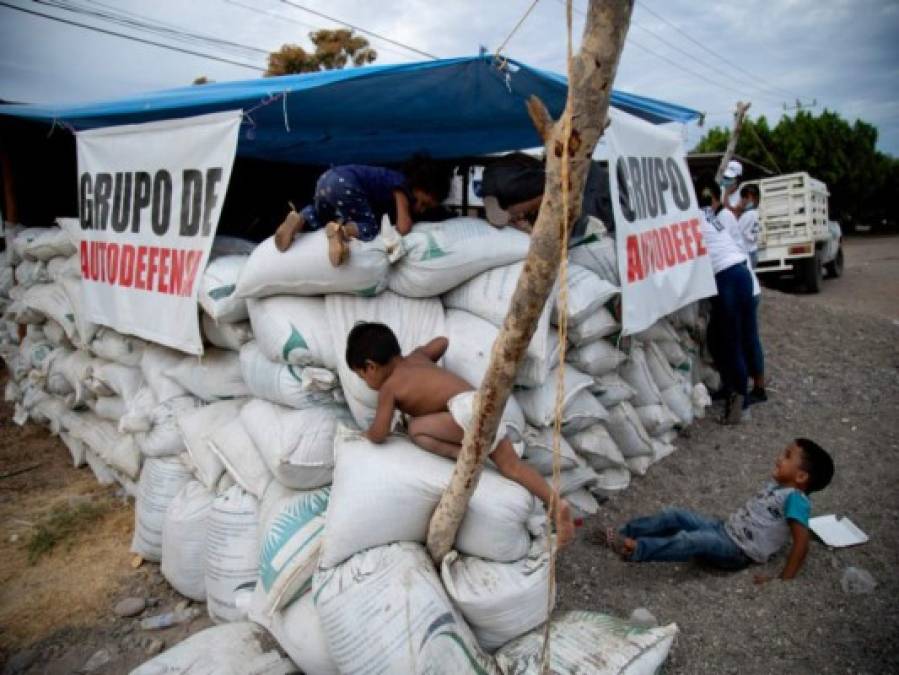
[753, 574, 775, 585]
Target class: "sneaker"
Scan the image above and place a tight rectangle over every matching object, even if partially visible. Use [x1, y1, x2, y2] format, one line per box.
[325, 221, 350, 267]
[720, 393, 745, 425]
[748, 387, 768, 404]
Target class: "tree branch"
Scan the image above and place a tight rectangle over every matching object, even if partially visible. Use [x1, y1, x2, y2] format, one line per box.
[426, 0, 635, 563]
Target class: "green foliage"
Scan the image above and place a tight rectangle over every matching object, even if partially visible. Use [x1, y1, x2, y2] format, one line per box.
[694, 110, 899, 228]
[27, 498, 112, 564]
[265, 29, 377, 77]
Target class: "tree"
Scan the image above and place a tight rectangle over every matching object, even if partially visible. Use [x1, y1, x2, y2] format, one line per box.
[694, 109, 899, 229]
[265, 29, 377, 77]
[425, 0, 635, 563]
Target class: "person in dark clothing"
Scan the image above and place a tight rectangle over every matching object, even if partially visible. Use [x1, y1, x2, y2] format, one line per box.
[274, 156, 449, 265]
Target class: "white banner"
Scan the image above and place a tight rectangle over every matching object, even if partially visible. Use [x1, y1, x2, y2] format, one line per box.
[607, 111, 717, 335]
[76, 111, 241, 354]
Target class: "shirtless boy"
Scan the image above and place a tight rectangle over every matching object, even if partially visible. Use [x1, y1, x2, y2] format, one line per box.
[345, 321, 575, 547]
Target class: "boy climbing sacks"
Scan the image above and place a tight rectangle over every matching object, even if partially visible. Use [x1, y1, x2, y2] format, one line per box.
[345, 321, 576, 548]
[598, 439, 834, 581]
[274, 156, 450, 266]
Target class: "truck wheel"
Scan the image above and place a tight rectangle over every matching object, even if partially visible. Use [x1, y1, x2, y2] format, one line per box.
[800, 250, 823, 293]
[825, 246, 844, 278]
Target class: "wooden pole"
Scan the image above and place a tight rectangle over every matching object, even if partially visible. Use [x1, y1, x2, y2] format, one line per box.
[714, 101, 751, 184]
[426, 0, 635, 563]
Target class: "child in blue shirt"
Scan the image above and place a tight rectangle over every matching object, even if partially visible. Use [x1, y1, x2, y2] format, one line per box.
[274, 156, 450, 265]
[600, 439, 834, 581]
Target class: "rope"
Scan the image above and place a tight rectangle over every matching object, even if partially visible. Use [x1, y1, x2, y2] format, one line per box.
[540, 1, 573, 671]
[746, 121, 782, 174]
[495, 0, 542, 58]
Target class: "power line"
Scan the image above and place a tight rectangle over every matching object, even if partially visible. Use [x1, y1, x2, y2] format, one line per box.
[34, 0, 269, 57]
[637, 0, 805, 101]
[220, 0, 419, 62]
[558, 0, 783, 105]
[0, 1, 265, 70]
[278, 0, 439, 60]
[496, 0, 542, 57]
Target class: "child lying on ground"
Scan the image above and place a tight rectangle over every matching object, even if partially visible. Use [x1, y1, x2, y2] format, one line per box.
[599, 439, 833, 581]
[274, 156, 449, 266]
[345, 322, 575, 548]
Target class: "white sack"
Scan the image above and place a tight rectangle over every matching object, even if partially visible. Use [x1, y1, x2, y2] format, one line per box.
[568, 423, 626, 470]
[645, 341, 679, 392]
[119, 387, 158, 433]
[314, 542, 496, 675]
[178, 400, 246, 488]
[19, 225, 77, 260]
[567, 339, 626, 376]
[568, 233, 620, 285]
[239, 342, 336, 410]
[60, 431, 87, 467]
[636, 404, 679, 435]
[202, 314, 252, 351]
[325, 291, 445, 428]
[86, 361, 143, 403]
[605, 401, 653, 458]
[565, 487, 601, 517]
[21, 282, 78, 341]
[442, 536, 552, 652]
[443, 261, 553, 363]
[560, 390, 609, 435]
[567, 306, 620, 346]
[137, 395, 199, 457]
[620, 345, 664, 407]
[389, 217, 530, 297]
[59, 276, 97, 347]
[141, 344, 189, 402]
[162, 480, 214, 602]
[88, 394, 126, 422]
[67, 411, 141, 479]
[321, 430, 535, 568]
[199, 254, 249, 322]
[258, 483, 330, 613]
[208, 416, 272, 499]
[15, 259, 50, 286]
[594, 466, 632, 495]
[132, 457, 194, 561]
[130, 622, 293, 675]
[42, 319, 70, 348]
[205, 486, 260, 623]
[515, 365, 595, 428]
[495, 611, 677, 675]
[241, 399, 351, 490]
[444, 308, 555, 392]
[247, 295, 335, 368]
[662, 383, 693, 427]
[522, 427, 579, 475]
[553, 264, 619, 326]
[166, 349, 250, 402]
[590, 372, 636, 408]
[237, 231, 391, 298]
[90, 327, 145, 366]
[268, 592, 339, 675]
[46, 254, 81, 282]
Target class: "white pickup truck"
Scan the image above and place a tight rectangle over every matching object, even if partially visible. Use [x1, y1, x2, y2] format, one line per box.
[750, 172, 844, 293]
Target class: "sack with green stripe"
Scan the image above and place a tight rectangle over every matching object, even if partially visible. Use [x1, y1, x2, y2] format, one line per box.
[258, 482, 330, 614]
[247, 295, 336, 368]
[199, 255, 249, 323]
[313, 542, 498, 675]
[388, 218, 531, 298]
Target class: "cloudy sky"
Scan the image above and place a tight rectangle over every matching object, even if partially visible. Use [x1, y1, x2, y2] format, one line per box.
[1, 0, 897, 154]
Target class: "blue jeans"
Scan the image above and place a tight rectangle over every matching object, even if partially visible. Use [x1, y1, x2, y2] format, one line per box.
[620, 508, 750, 569]
[709, 262, 755, 404]
[746, 293, 764, 379]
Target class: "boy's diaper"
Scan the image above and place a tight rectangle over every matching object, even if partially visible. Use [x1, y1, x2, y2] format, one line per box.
[448, 390, 522, 452]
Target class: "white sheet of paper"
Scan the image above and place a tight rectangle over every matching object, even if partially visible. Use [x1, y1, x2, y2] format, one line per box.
[809, 514, 868, 547]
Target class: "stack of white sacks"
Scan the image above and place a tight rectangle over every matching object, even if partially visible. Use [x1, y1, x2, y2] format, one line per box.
[0, 216, 717, 674]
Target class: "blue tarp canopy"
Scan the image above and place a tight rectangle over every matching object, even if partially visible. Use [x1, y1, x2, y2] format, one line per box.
[0, 56, 700, 166]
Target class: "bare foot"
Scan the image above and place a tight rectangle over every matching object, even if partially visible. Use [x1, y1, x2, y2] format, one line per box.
[555, 499, 576, 549]
[274, 207, 302, 251]
[621, 536, 636, 559]
[325, 221, 350, 267]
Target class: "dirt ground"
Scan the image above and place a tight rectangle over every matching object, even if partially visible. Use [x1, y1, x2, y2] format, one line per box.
[559, 234, 899, 674]
[0, 234, 897, 674]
